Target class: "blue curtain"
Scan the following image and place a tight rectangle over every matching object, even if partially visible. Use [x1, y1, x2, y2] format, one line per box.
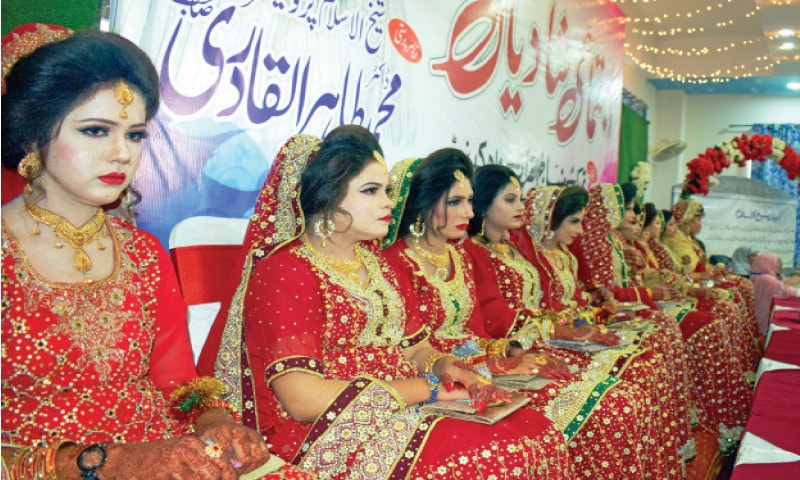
[751, 123, 800, 265]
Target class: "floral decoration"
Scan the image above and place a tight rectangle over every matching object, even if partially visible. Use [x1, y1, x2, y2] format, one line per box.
[681, 133, 800, 198]
[629, 162, 652, 200]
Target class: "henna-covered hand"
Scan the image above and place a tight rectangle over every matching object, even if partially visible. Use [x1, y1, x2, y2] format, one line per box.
[194, 409, 271, 474]
[65, 437, 240, 480]
[568, 324, 620, 347]
[649, 284, 681, 301]
[439, 359, 513, 412]
[487, 351, 572, 379]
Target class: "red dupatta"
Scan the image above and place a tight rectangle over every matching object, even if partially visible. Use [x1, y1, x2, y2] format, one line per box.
[196, 134, 321, 429]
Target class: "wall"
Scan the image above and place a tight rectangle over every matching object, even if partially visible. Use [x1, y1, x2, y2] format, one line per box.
[1, 0, 101, 36]
[623, 59, 800, 209]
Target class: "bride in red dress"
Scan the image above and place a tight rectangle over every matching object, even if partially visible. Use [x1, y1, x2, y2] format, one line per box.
[619, 201, 753, 449]
[198, 127, 573, 479]
[662, 198, 760, 364]
[1, 27, 279, 479]
[383, 156, 675, 479]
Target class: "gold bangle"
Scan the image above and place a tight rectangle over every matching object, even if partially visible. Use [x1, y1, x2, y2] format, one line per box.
[6, 441, 65, 480]
[486, 339, 512, 358]
[424, 352, 454, 374]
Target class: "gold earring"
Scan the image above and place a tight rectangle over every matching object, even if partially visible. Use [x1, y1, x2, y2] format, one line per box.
[18, 152, 43, 180]
[409, 215, 426, 244]
[479, 217, 486, 238]
[314, 216, 335, 248]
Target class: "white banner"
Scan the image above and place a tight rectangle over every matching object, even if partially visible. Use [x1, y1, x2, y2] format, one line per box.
[111, 0, 625, 246]
[687, 191, 796, 267]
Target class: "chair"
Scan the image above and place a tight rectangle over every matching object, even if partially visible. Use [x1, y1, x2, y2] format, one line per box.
[168, 216, 249, 363]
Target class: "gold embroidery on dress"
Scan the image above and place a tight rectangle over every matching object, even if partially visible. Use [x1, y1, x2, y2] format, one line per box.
[301, 243, 406, 347]
[542, 247, 579, 308]
[608, 232, 628, 287]
[408, 244, 473, 341]
[3, 221, 153, 383]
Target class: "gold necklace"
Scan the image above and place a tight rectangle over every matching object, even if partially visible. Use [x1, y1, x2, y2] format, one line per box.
[544, 247, 566, 270]
[474, 235, 512, 259]
[413, 242, 450, 280]
[24, 197, 107, 275]
[303, 234, 364, 282]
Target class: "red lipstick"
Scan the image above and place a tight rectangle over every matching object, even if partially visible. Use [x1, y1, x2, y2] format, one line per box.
[381, 214, 393, 223]
[99, 172, 126, 185]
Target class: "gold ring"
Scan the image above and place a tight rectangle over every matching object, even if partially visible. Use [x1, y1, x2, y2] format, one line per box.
[476, 375, 492, 385]
[533, 356, 547, 366]
[598, 325, 609, 334]
[205, 443, 223, 459]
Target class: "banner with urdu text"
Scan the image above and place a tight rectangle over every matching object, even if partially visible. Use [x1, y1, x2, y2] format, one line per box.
[111, 0, 625, 246]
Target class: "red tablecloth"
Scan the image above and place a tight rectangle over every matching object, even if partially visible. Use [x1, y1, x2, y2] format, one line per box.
[764, 330, 800, 365]
[771, 297, 800, 328]
[747, 370, 800, 454]
[730, 297, 800, 479]
[731, 461, 800, 479]
[772, 297, 800, 310]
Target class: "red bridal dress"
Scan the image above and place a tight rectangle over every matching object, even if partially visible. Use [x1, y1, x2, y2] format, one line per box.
[2, 218, 195, 446]
[386, 238, 670, 480]
[197, 135, 572, 479]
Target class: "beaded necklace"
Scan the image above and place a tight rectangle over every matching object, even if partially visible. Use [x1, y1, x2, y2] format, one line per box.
[23, 195, 107, 277]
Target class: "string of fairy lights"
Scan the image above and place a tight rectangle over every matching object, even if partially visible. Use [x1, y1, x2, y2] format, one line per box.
[611, 0, 799, 84]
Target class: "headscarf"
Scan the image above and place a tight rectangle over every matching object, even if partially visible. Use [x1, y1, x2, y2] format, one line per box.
[647, 211, 678, 272]
[731, 246, 758, 276]
[524, 185, 566, 244]
[196, 134, 321, 428]
[750, 253, 799, 334]
[672, 199, 704, 227]
[569, 183, 623, 289]
[2, 23, 73, 93]
[382, 157, 423, 248]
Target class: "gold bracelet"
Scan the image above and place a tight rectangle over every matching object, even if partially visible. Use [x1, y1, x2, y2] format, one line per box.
[485, 339, 512, 358]
[424, 352, 455, 374]
[6, 440, 65, 480]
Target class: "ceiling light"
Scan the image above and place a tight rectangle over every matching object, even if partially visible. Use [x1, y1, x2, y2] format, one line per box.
[778, 29, 794, 37]
[780, 42, 796, 50]
[788, 82, 800, 91]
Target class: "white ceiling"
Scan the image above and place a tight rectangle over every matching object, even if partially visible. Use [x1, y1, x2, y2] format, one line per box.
[613, 0, 800, 94]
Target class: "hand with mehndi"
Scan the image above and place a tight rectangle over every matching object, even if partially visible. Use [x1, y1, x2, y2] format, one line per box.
[487, 351, 571, 378]
[650, 284, 681, 301]
[193, 409, 271, 474]
[438, 358, 513, 412]
[567, 324, 620, 346]
[56, 437, 240, 480]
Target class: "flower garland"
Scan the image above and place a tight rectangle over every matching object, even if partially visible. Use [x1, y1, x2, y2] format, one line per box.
[681, 133, 800, 198]
[629, 162, 652, 200]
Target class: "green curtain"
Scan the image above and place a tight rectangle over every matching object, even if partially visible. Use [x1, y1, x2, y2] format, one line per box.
[2, 0, 101, 37]
[617, 104, 650, 183]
